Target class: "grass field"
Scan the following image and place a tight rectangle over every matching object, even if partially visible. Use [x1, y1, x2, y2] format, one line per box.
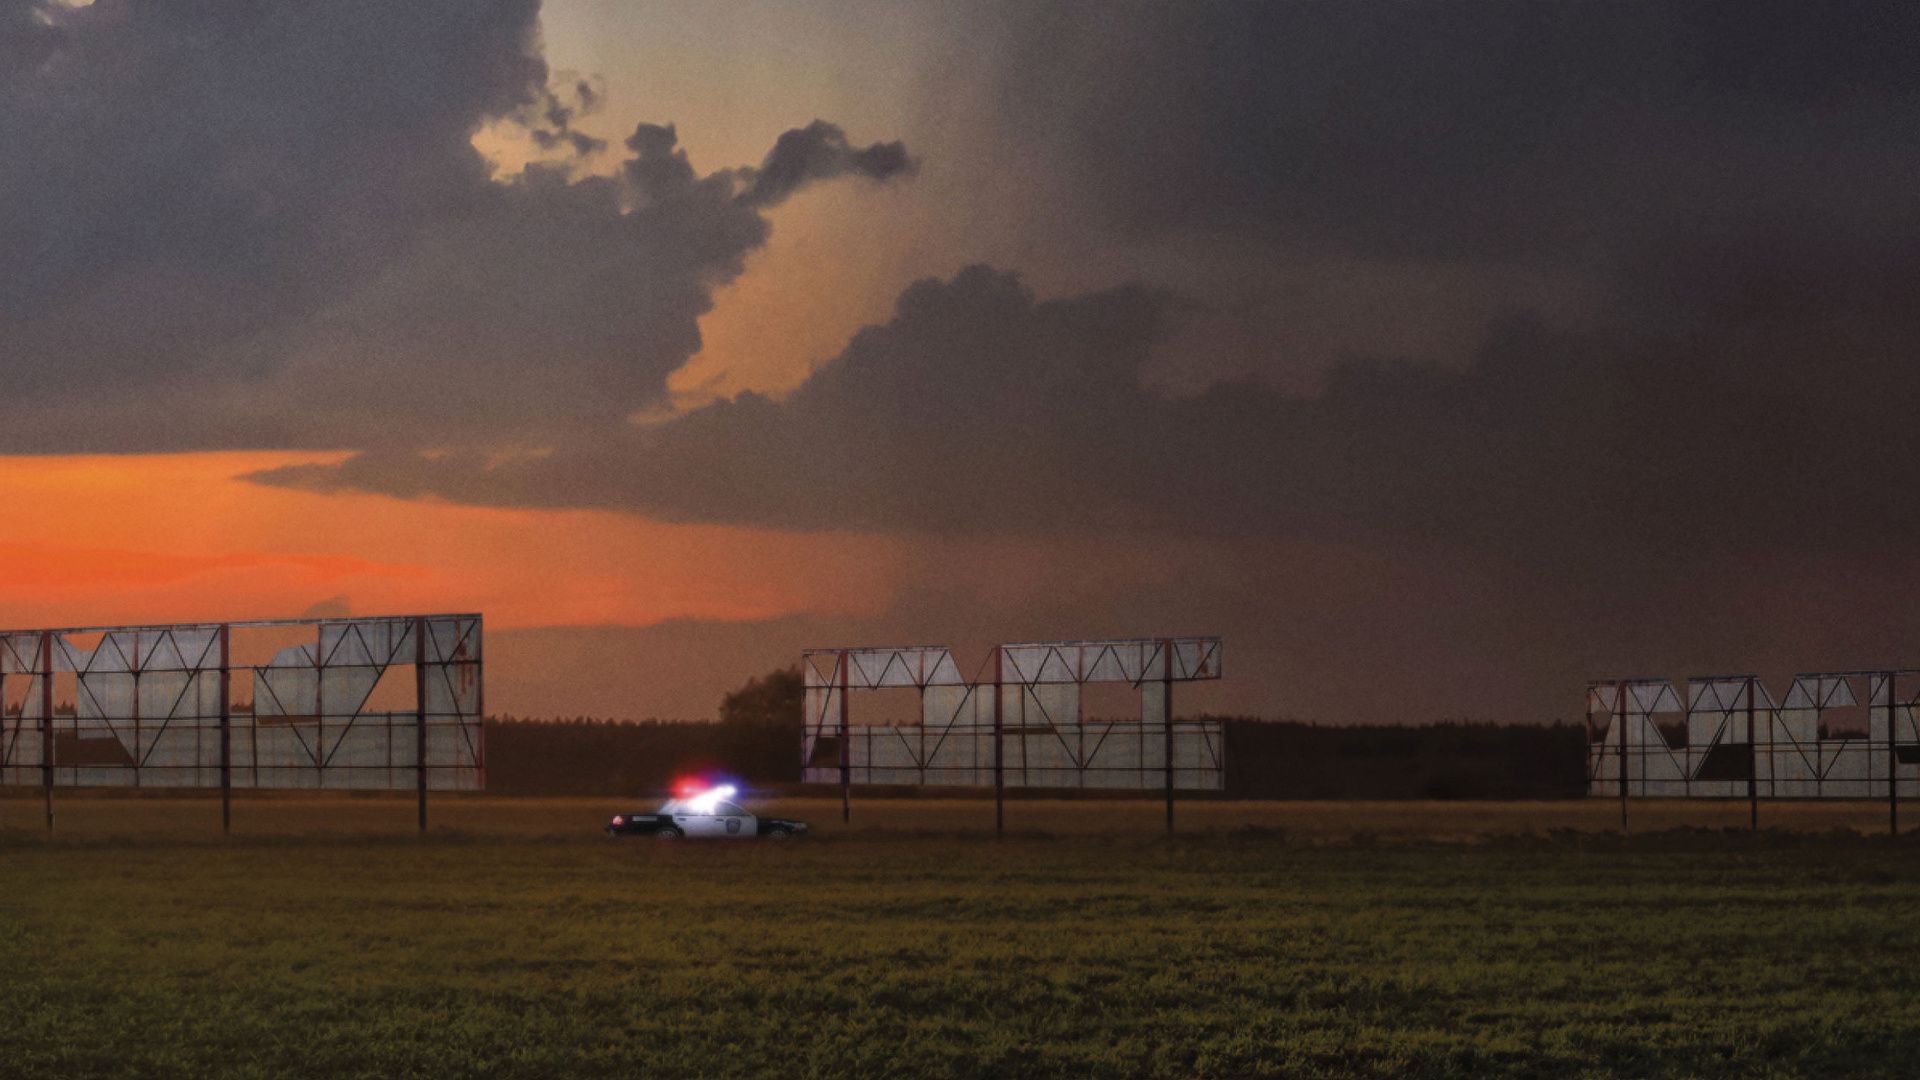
[7, 796, 1920, 1077]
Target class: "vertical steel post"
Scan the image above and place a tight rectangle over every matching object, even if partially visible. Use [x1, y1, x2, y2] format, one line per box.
[219, 624, 231, 835]
[131, 637, 141, 789]
[1616, 679, 1628, 834]
[993, 646, 1004, 838]
[40, 632, 53, 834]
[474, 619, 486, 792]
[1583, 694, 1593, 790]
[838, 649, 851, 824]
[1163, 638, 1175, 835]
[314, 644, 325, 790]
[1889, 672, 1899, 837]
[415, 616, 428, 834]
[1746, 675, 1758, 831]
[1075, 658, 1086, 791]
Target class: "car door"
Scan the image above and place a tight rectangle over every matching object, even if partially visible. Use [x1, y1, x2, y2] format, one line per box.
[710, 801, 754, 839]
[679, 813, 725, 837]
[662, 800, 717, 837]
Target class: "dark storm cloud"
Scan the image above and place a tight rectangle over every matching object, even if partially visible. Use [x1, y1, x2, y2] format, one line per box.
[0, 0, 909, 447]
[255, 267, 1163, 530]
[525, 77, 607, 157]
[967, 1, 1920, 268]
[3, 0, 540, 398]
[1, 1, 60, 76]
[255, 235, 1920, 568]
[737, 120, 914, 208]
[267, 237, 1920, 721]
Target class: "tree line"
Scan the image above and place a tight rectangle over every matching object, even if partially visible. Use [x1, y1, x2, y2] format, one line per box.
[483, 666, 1587, 799]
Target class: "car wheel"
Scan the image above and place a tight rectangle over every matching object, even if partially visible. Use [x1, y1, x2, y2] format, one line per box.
[765, 826, 792, 840]
[656, 826, 683, 840]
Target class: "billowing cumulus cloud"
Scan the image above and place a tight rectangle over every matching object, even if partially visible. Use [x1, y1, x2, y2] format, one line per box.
[0, 0, 909, 448]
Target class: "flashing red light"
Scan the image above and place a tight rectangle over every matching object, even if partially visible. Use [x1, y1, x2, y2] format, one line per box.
[612, 815, 624, 826]
[671, 776, 742, 805]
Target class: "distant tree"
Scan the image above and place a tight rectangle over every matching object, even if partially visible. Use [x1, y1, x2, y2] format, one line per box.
[717, 665, 805, 782]
[719, 665, 804, 729]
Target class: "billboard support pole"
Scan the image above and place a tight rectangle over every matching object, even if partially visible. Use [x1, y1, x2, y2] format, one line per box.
[40, 632, 53, 835]
[838, 649, 851, 824]
[993, 646, 1004, 838]
[219, 624, 231, 835]
[1616, 679, 1628, 835]
[1746, 675, 1758, 831]
[474, 620, 486, 792]
[131, 638, 141, 789]
[1890, 672, 1900, 837]
[1163, 638, 1175, 835]
[1584, 692, 1594, 795]
[415, 617, 428, 835]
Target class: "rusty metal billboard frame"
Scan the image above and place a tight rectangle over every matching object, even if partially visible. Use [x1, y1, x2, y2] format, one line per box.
[0, 614, 483, 833]
[802, 636, 1223, 834]
[1588, 667, 1920, 834]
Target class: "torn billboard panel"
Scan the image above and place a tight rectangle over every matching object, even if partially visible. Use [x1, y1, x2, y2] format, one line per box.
[1588, 669, 1920, 799]
[0, 615, 482, 791]
[802, 637, 1225, 791]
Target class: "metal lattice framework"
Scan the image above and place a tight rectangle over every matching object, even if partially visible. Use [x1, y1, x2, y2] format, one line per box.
[802, 637, 1223, 832]
[1588, 668, 1920, 831]
[0, 615, 482, 832]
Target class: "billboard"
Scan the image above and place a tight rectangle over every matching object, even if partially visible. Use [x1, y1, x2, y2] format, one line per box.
[0, 615, 482, 795]
[1588, 670, 1920, 801]
[802, 637, 1224, 792]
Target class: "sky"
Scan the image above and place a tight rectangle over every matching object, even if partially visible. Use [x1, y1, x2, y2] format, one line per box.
[5, 1, 1919, 722]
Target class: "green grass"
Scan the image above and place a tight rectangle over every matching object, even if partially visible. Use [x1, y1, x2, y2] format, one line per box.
[5, 799, 1920, 1077]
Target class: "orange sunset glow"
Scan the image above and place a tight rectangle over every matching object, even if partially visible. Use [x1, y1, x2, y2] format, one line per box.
[0, 452, 899, 635]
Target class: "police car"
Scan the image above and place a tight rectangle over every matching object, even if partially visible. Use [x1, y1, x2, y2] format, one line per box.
[604, 784, 808, 840]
